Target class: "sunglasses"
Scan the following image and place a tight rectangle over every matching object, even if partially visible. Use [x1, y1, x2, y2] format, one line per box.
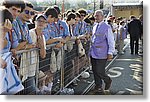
[37, 19, 47, 24]
[24, 10, 35, 15]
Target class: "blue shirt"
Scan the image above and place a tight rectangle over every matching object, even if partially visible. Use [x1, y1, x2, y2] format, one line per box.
[54, 20, 70, 38]
[11, 17, 32, 49]
[86, 24, 93, 34]
[0, 32, 11, 54]
[74, 21, 87, 36]
[43, 23, 56, 41]
[11, 20, 21, 48]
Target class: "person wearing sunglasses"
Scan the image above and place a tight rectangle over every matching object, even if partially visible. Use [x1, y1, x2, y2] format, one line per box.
[13, 1, 37, 95]
[77, 8, 87, 36]
[14, 1, 35, 50]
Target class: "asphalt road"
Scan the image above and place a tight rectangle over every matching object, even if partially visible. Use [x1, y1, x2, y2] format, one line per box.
[68, 37, 143, 95]
[86, 43, 143, 95]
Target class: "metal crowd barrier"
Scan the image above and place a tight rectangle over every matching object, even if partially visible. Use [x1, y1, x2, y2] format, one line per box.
[15, 39, 91, 95]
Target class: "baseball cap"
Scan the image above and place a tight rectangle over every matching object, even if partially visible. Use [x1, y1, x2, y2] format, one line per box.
[36, 14, 47, 21]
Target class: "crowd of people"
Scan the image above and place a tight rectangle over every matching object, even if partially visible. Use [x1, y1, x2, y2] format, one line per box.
[0, 0, 143, 95]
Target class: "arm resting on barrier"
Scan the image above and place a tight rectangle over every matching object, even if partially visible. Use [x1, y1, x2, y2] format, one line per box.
[63, 36, 70, 43]
[15, 41, 28, 51]
[24, 44, 36, 50]
[55, 42, 64, 48]
[46, 38, 60, 45]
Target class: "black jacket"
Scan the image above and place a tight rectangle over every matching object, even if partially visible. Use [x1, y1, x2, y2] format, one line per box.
[128, 19, 142, 40]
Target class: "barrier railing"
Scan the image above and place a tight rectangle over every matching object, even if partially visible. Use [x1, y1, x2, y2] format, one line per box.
[15, 39, 91, 95]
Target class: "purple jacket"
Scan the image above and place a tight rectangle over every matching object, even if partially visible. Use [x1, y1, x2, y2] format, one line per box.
[89, 21, 115, 59]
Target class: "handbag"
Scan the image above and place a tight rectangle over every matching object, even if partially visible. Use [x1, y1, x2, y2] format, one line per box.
[78, 42, 85, 57]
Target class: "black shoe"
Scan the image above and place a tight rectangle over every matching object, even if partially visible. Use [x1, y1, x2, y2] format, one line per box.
[95, 88, 104, 95]
[105, 79, 112, 90]
[71, 81, 78, 86]
[91, 86, 101, 92]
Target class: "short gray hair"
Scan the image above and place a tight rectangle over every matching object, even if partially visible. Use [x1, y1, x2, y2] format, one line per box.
[95, 10, 104, 16]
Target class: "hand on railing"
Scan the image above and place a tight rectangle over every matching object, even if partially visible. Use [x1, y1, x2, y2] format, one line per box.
[10, 49, 17, 56]
[55, 37, 66, 44]
[55, 42, 64, 48]
[25, 44, 37, 50]
[16, 41, 28, 50]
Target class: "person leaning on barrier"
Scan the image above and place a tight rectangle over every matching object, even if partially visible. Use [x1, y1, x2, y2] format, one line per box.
[12, 1, 37, 94]
[66, 12, 76, 40]
[2, 0, 27, 74]
[89, 10, 115, 94]
[53, 5, 70, 48]
[14, 1, 36, 50]
[29, 14, 47, 59]
[73, 12, 81, 37]
[0, 7, 24, 94]
[28, 14, 47, 93]
[65, 12, 78, 85]
[43, 7, 65, 47]
[84, 14, 93, 40]
[76, 8, 87, 40]
[2, 0, 27, 54]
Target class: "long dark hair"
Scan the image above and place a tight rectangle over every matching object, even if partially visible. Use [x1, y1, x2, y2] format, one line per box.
[2, 0, 25, 12]
[0, 7, 13, 24]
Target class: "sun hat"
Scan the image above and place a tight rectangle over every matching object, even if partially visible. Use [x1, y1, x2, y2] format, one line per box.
[38, 70, 47, 81]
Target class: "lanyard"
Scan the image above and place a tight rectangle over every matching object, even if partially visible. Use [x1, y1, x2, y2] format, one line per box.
[12, 22, 21, 40]
[69, 25, 73, 36]
[16, 18, 28, 42]
[78, 21, 82, 34]
[48, 23, 57, 37]
[72, 24, 75, 36]
[69, 25, 75, 36]
[54, 22, 61, 36]
[48, 23, 56, 32]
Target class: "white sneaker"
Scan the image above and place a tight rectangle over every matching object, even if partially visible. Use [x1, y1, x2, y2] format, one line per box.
[113, 49, 118, 55]
[119, 52, 124, 55]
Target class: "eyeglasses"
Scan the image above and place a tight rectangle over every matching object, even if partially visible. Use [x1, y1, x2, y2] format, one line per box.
[81, 15, 86, 17]
[37, 19, 47, 24]
[24, 10, 35, 15]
